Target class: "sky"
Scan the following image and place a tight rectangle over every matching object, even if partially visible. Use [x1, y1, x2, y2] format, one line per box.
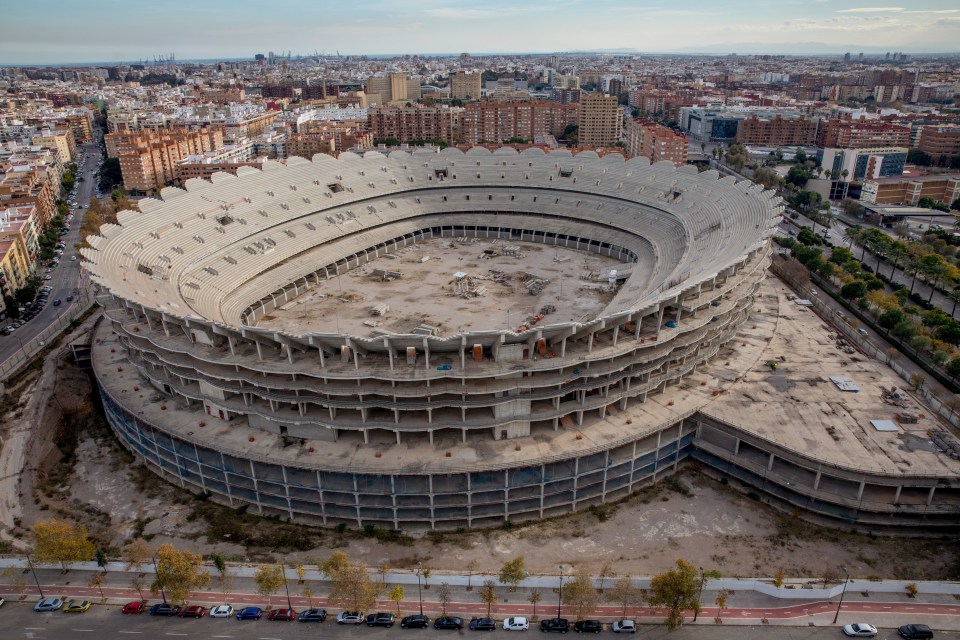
[2, 0, 959, 65]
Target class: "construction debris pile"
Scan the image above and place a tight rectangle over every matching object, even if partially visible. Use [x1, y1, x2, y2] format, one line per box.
[881, 386, 910, 408]
[931, 428, 960, 460]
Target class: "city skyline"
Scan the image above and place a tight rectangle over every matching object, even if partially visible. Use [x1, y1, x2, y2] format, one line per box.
[2, 0, 960, 66]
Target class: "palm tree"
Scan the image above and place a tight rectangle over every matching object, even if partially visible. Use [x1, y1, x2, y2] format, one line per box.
[887, 243, 909, 279]
[843, 226, 860, 249]
[950, 287, 960, 317]
[907, 258, 924, 295]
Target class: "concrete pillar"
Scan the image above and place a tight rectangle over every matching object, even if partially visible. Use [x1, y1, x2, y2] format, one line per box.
[395, 431, 401, 445]
[362, 429, 369, 444]
[612, 325, 619, 346]
[927, 486, 936, 505]
[428, 430, 434, 445]
[814, 469, 822, 491]
[734, 438, 741, 455]
[894, 485, 902, 503]
[767, 452, 775, 470]
[857, 480, 865, 501]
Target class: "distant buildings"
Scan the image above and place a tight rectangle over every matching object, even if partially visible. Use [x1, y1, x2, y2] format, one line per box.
[367, 105, 458, 144]
[450, 72, 482, 101]
[917, 125, 960, 164]
[861, 174, 960, 206]
[365, 73, 421, 104]
[735, 115, 817, 147]
[816, 120, 911, 149]
[461, 102, 577, 145]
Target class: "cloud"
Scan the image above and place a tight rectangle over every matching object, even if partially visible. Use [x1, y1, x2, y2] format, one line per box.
[836, 7, 905, 12]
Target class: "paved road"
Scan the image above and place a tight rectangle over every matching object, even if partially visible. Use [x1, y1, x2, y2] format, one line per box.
[0, 138, 102, 363]
[4, 600, 960, 640]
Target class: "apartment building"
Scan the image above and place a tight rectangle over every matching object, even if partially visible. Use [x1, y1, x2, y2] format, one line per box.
[367, 106, 458, 144]
[819, 146, 908, 181]
[286, 133, 336, 160]
[461, 102, 578, 145]
[450, 72, 482, 101]
[0, 237, 30, 299]
[816, 120, 911, 149]
[175, 159, 264, 184]
[624, 119, 689, 167]
[31, 129, 76, 163]
[735, 115, 818, 147]
[0, 205, 40, 264]
[219, 111, 280, 142]
[0, 168, 57, 227]
[918, 125, 960, 163]
[550, 88, 581, 104]
[861, 174, 960, 206]
[109, 128, 225, 193]
[578, 93, 621, 148]
[366, 73, 422, 104]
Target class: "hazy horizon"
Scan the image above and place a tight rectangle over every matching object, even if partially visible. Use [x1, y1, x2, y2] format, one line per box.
[2, 0, 960, 66]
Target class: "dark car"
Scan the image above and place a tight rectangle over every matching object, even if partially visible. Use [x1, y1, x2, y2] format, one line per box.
[435, 616, 465, 630]
[574, 620, 602, 634]
[899, 625, 934, 640]
[179, 605, 206, 618]
[470, 617, 497, 631]
[401, 614, 430, 629]
[299, 608, 327, 622]
[268, 608, 297, 621]
[366, 613, 396, 627]
[540, 618, 570, 633]
[236, 607, 263, 620]
[149, 603, 181, 616]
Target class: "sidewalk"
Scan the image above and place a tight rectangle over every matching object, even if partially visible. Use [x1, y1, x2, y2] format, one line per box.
[2, 560, 959, 630]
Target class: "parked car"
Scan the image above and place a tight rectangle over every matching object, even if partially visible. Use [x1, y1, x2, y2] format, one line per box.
[469, 617, 497, 631]
[34, 598, 64, 612]
[66, 295, 74, 302]
[434, 616, 465, 630]
[504, 617, 530, 631]
[179, 605, 207, 618]
[402, 614, 430, 629]
[209, 604, 234, 618]
[53, 299, 61, 306]
[121, 601, 146, 614]
[298, 608, 327, 622]
[540, 619, 570, 633]
[64, 600, 91, 613]
[899, 624, 934, 640]
[611, 620, 636, 634]
[844, 624, 878, 637]
[236, 607, 263, 620]
[574, 621, 602, 633]
[337, 611, 365, 624]
[149, 603, 181, 616]
[366, 613, 396, 627]
[268, 608, 297, 621]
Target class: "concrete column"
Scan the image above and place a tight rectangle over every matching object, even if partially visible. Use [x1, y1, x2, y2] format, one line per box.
[635, 316, 642, 340]
[857, 480, 865, 501]
[927, 486, 936, 505]
[814, 469, 822, 490]
[767, 452, 775, 470]
[894, 485, 902, 503]
[612, 325, 619, 346]
[734, 438, 741, 455]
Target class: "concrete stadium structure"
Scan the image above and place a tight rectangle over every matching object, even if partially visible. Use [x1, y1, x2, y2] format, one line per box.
[86, 147, 956, 531]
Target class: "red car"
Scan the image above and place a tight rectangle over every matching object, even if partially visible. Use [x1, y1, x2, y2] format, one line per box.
[121, 601, 146, 614]
[179, 605, 207, 618]
[268, 608, 297, 621]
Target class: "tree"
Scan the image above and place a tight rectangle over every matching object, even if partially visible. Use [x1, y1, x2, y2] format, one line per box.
[647, 559, 701, 631]
[466, 559, 479, 591]
[946, 357, 960, 378]
[328, 558, 377, 612]
[499, 557, 526, 592]
[724, 144, 748, 171]
[89, 572, 106, 602]
[607, 576, 642, 618]
[597, 561, 615, 593]
[421, 566, 432, 589]
[773, 569, 786, 588]
[529, 589, 542, 620]
[562, 566, 600, 621]
[293, 563, 305, 584]
[479, 579, 498, 617]
[909, 372, 926, 392]
[715, 589, 731, 623]
[123, 538, 152, 573]
[254, 564, 285, 609]
[892, 320, 918, 342]
[388, 584, 404, 614]
[212, 553, 229, 597]
[322, 551, 350, 578]
[151, 543, 211, 605]
[437, 582, 452, 615]
[32, 518, 96, 572]
[131, 573, 146, 600]
[841, 281, 867, 300]
[95, 548, 107, 572]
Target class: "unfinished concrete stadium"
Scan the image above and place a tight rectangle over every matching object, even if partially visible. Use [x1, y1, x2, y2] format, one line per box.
[84, 147, 960, 531]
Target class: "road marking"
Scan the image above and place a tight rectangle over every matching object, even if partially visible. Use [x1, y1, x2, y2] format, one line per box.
[165, 635, 189, 637]
[118, 632, 142, 635]
[24, 628, 44, 631]
[71, 630, 94, 632]
[211, 636, 233, 639]
[259, 637, 282, 640]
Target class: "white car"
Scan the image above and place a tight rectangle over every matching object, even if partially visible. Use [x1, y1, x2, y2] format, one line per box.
[504, 617, 529, 631]
[843, 623, 878, 637]
[209, 604, 234, 618]
[34, 597, 64, 612]
[612, 620, 636, 634]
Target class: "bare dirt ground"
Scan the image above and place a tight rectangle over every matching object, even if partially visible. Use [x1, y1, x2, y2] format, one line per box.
[258, 238, 620, 337]
[1, 311, 956, 580]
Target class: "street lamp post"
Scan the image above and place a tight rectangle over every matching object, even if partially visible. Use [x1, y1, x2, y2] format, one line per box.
[832, 567, 850, 624]
[416, 562, 424, 615]
[693, 566, 705, 622]
[26, 554, 44, 598]
[556, 565, 564, 619]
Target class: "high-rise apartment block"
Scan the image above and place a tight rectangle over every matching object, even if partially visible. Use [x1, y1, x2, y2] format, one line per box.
[107, 128, 225, 193]
[735, 115, 818, 147]
[450, 72, 482, 101]
[624, 119, 688, 167]
[461, 102, 578, 145]
[367, 106, 458, 144]
[365, 73, 422, 104]
[918, 125, 960, 164]
[816, 120, 911, 149]
[578, 93, 621, 148]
